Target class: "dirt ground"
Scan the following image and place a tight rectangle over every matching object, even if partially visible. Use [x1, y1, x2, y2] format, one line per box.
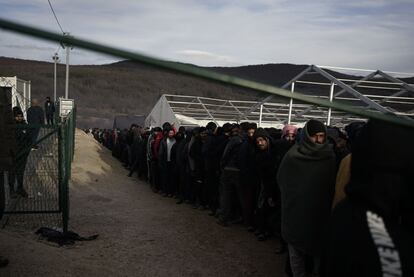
[0, 130, 286, 277]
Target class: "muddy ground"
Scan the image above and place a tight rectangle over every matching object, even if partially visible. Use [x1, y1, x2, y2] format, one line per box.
[0, 131, 285, 276]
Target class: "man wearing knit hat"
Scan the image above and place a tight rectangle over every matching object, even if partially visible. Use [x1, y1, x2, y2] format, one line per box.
[277, 119, 336, 277]
[282, 124, 298, 142]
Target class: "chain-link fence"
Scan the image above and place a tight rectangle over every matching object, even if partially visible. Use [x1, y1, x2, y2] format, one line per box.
[1, 110, 75, 232]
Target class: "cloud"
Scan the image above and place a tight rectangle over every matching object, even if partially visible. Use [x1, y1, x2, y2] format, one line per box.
[0, 0, 413, 72]
[2, 44, 55, 51]
[175, 50, 240, 66]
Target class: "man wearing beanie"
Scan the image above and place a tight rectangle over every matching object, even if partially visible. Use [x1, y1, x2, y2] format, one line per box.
[277, 119, 336, 277]
[254, 128, 278, 241]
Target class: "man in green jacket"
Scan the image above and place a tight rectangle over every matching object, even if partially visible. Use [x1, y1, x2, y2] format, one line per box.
[277, 119, 336, 277]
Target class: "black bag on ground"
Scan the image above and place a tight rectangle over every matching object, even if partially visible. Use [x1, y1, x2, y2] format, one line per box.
[35, 227, 99, 246]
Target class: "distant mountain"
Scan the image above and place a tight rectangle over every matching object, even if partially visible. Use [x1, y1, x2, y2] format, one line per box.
[1, 57, 412, 128]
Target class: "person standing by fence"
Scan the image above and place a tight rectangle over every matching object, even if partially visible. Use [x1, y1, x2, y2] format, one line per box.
[27, 98, 45, 150]
[8, 110, 30, 198]
[44, 96, 55, 125]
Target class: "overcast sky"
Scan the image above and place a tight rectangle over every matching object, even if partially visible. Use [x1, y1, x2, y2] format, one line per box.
[0, 0, 413, 73]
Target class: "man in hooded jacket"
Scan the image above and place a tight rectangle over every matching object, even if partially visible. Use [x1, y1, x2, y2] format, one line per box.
[323, 119, 414, 277]
[254, 128, 278, 240]
[277, 119, 336, 277]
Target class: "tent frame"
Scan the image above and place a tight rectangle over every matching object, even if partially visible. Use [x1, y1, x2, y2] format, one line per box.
[145, 65, 414, 128]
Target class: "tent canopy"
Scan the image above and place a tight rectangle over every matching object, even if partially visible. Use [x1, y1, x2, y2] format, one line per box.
[145, 65, 414, 128]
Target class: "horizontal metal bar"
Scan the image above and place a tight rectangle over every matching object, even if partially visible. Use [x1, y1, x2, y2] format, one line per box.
[338, 78, 413, 86]
[354, 85, 401, 91]
[295, 80, 331, 86]
[318, 65, 414, 76]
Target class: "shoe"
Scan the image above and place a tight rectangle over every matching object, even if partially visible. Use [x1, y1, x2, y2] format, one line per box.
[208, 211, 216, 216]
[31, 146, 39, 151]
[176, 200, 184, 204]
[257, 233, 267, 241]
[0, 256, 9, 268]
[198, 205, 206, 211]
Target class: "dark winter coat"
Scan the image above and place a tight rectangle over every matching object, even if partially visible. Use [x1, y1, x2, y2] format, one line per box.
[210, 134, 229, 172]
[254, 129, 279, 207]
[220, 134, 243, 171]
[201, 131, 216, 172]
[158, 137, 176, 169]
[0, 90, 16, 170]
[27, 106, 45, 125]
[172, 135, 186, 170]
[188, 137, 204, 179]
[44, 100, 55, 115]
[239, 135, 259, 187]
[277, 121, 336, 256]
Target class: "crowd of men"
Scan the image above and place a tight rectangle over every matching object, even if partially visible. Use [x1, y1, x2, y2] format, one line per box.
[90, 118, 413, 277]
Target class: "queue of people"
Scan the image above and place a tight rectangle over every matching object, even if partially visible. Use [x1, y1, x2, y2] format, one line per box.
[90, 118, 413, 277]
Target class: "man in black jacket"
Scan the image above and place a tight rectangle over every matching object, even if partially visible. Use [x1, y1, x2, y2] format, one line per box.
[217, 124, 244, 226]
[208, 123, 232, 216]
[254, 128, 278, 240]
[239, 123, 259, 231]
[44, 96, 55, 125]
[9, 111, 30, 198]
[0, 88, 14, 267]
[27, 98, 45, 150]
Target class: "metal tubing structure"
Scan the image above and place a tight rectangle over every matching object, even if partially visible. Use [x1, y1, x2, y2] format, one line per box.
[259, 104, 263, 127]
[327, 82, 335, 126]
[287, 82, 295, 124]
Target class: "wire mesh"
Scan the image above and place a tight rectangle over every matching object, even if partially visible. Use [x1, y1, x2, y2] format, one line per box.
[1, 125, 62, 230]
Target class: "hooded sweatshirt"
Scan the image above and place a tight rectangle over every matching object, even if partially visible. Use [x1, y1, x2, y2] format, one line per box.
[277, 120, 336, 256]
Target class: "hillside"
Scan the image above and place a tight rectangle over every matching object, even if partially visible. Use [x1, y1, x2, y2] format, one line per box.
[1, 57, 413, 128]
